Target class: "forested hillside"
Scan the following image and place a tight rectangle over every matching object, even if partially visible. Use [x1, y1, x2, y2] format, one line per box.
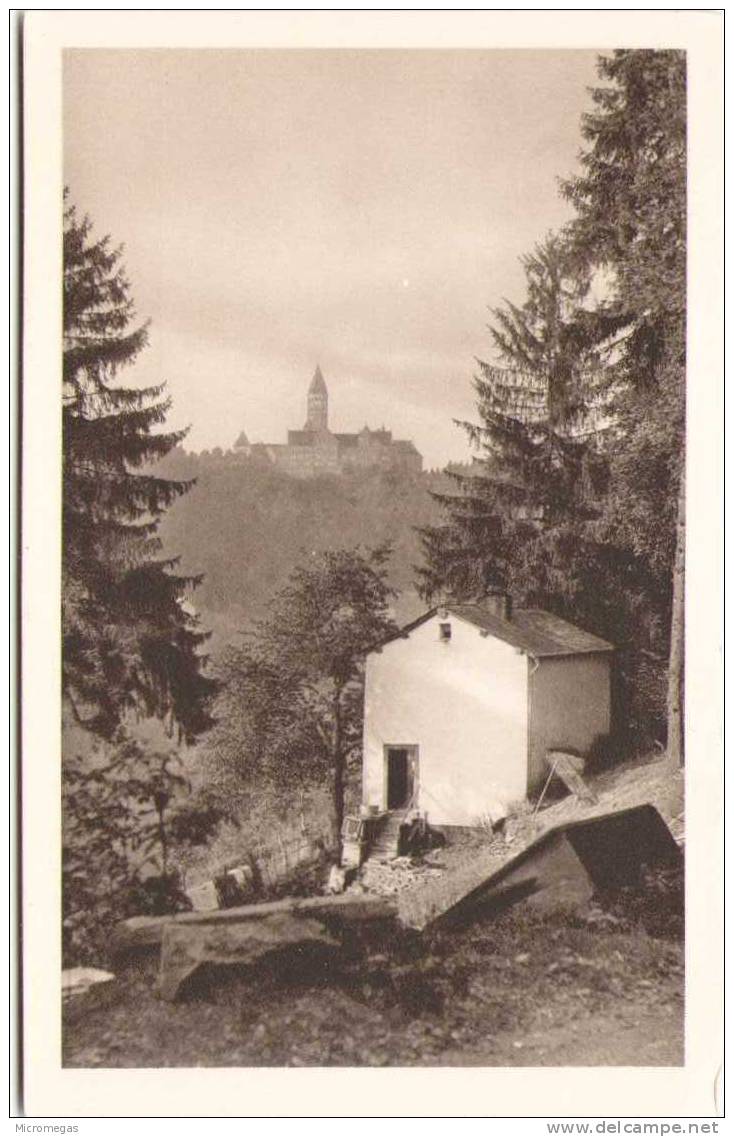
[156, 449, 456, 647]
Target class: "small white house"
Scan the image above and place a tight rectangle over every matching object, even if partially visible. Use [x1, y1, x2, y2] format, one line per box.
[362, 595, 613, 830]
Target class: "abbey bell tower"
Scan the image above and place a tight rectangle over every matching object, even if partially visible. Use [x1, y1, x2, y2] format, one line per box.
[233, 361, 421, 475]
[304, 364, 329, 432]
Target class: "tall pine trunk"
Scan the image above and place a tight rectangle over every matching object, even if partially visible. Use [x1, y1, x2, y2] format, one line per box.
[331, 684, 345, 851]
[155, 796, 169, 877]
[667, 464, 685, 765]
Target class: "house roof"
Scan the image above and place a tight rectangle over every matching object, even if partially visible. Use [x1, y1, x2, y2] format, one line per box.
[379, 602, 613, 658]
[450, 604, 613, 657]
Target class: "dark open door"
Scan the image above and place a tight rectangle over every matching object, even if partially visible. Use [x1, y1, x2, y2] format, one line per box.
[386, 746, 416, 810]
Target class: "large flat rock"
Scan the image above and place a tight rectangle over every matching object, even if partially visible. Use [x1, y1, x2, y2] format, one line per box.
[112, 891, 397, 958]
[399, 805, 681, 931]
[157, 912, 340, 1001]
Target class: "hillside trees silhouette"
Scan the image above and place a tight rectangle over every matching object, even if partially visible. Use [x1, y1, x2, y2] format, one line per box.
[154, 453, 450, 631]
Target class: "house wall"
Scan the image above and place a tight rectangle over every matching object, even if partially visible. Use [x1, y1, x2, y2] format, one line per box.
[527, 653, 611, 791]
[362, 613, 528, 827]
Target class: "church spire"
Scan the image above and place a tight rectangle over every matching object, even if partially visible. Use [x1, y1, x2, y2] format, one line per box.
[309, 364, 327, 395]
[304, 364, 329, 432]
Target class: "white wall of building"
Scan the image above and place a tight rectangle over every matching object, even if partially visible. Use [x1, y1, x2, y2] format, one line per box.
[362, 613, 529, 827]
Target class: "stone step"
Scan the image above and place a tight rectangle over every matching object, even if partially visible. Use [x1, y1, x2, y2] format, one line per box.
[368, 840, 401, 860]
[373, 826, 402, 840]
[366, 814, 405, 860]
[371, 828, 402, 844]
[375, 817, 403, 833]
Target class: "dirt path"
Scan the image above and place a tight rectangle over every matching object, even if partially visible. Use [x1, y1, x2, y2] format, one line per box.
[439, 1001, 683, 1067]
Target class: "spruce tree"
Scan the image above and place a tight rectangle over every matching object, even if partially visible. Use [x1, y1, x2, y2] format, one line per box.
[562, 50, 686, 759]
[419, 51, 686, 753]
[417, 234, 604, 609]
[62, 192, 216, 741]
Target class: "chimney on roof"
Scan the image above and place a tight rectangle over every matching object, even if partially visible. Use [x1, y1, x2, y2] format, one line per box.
[483, 590, 513, 621]
[440, 587, 513, 621]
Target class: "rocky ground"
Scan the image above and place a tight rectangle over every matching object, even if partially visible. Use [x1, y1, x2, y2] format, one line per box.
[64, 879, 683, 1068]
[63, 754, 685, 1069]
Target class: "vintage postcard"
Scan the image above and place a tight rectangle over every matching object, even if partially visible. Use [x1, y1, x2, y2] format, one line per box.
[19, 10, 723, 1120]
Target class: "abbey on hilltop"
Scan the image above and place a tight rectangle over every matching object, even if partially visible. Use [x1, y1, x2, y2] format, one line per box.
[233, 365, 422, 478]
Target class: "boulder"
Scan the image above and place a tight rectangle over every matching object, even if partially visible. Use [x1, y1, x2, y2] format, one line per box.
[111, 892, 397, 959]
[62, 967, 118, 1021]
[398, 804, 681, 930]
[62, 966, 115, 999]
[157, 912, 339, 1001]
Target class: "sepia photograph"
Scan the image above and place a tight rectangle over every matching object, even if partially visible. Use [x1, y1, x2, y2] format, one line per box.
[19, 10, 723, 1120]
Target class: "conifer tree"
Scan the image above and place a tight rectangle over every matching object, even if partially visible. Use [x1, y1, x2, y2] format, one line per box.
[419, 52, 686, 753]
[562, 50, 686, 760]
[62, 192, 216, 741]
[417, 234, 603, 608]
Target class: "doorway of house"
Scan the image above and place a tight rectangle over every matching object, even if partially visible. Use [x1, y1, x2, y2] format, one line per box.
[385, 746, 417, 810]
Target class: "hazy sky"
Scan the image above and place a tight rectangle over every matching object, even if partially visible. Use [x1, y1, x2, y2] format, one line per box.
[64, 49, 600, 467]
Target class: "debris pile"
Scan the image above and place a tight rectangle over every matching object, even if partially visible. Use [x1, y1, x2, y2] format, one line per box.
[348, 754, 684, 925]
[346, 854, 445, 898]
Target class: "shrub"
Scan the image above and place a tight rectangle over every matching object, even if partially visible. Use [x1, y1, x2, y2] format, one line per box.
[62, 737, 226, 964]
[594, 863, 684, 940]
